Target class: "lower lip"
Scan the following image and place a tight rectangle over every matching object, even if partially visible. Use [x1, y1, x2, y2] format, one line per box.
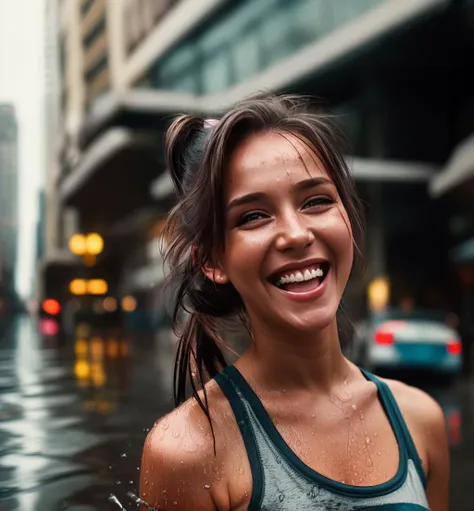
[274, 268, 330, 302]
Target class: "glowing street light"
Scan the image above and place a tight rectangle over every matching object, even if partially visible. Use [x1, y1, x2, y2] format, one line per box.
[69, 279, 87, 295]
[86, 233, 104, 255]
[87, 279, 108, 295]
[368, 277, 390, 312]
[121, 295, 137, 312]
[69, 234, 87, 256]
[68, 233, 104, 266]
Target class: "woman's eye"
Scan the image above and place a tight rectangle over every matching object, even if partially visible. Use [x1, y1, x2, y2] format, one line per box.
[303, 197, 334, 209]
[238, 211, 267, 226]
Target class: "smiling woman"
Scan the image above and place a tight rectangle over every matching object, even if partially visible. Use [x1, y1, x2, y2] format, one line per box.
[139, 95, 449, 511]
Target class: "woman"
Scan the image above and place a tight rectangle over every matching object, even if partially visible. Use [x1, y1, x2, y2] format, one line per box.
[139, 95, 449, 510]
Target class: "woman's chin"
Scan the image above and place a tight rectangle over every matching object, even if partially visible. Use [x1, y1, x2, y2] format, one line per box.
[280, 307, 337, 335]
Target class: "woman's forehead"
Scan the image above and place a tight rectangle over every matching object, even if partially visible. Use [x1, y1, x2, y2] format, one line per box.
[227, 131, 330, 186]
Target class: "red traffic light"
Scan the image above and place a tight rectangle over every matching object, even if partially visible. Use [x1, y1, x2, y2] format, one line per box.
[42, 299, 61, 316]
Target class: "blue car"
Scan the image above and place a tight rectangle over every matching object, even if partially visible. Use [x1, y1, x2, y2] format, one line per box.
[353, 309, 463, 377]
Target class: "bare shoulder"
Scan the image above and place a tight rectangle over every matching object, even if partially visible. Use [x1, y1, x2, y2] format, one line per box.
[381, 377, 446, 431]
[139, 379, 242, 510]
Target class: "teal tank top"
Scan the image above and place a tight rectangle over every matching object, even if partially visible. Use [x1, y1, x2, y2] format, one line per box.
[215, 366, 430, 510]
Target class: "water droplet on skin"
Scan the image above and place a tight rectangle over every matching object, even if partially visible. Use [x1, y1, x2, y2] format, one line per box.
[238, 467, 244, 474]
[374, 432, 378, 437]
[296, 440, 302, 447]
[116, 480, 121, 485]
[121, 453, 127, 458]
[173, 502, 178, 506]
[109, 465, 112, 469]
[311, 413, 315, 418]
[172, 430, 180, 438]
[352, 404, 357, 410]
[377, 451, 381, 456]
[163, 490, 167, 494]
[129, 480, 133, 485]
[359, 412, 364, 420]
[203, 484, 211, 489]
[183, 442, 197, 453]
[367, 459, 373, 467]
[162, 421, 169, 430]
[365, 437, 370, 444]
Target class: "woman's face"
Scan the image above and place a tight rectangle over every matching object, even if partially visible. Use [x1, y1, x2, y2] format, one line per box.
[218, 131, 354, 334]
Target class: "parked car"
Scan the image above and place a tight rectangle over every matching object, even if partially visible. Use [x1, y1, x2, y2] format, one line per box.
[352, 309, 462, 378]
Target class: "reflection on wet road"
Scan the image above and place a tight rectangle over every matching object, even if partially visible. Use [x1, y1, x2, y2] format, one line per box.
[0, 317, 472, 510]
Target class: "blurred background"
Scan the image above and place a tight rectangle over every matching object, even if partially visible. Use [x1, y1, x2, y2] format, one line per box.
[0, 0, 473, 509]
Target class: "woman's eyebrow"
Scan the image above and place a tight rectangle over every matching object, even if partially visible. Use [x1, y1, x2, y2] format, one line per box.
[226, 192, 265, 213]
[226, 177, 333, 213]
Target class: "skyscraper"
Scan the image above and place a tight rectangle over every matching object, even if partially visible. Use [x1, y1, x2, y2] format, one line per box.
[0, 104, 18, 295]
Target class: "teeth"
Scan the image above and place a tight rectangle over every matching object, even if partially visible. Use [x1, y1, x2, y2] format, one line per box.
[276, 265, 325, 286]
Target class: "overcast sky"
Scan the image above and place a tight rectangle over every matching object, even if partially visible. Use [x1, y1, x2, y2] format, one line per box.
[0, 0, 46, 298]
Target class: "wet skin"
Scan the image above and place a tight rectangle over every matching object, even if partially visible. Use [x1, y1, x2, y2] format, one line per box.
[139, 132, 449, 511]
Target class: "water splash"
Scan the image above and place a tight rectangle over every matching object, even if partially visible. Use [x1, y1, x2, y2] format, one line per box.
[108, 494, 127, 510]
[127, 491, 157, 510]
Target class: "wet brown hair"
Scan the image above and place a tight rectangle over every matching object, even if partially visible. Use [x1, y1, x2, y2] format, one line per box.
[162, 94, 363, 433]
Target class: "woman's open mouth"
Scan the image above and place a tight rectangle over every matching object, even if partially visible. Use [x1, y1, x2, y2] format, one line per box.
[268, 261, 330, 299]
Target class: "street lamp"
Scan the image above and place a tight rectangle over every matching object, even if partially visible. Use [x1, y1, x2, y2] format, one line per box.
[69, 233, 104, 266]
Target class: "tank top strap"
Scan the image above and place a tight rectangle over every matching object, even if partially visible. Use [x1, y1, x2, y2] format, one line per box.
[214, 367, 264, 508]
[360, 368, 427, 488]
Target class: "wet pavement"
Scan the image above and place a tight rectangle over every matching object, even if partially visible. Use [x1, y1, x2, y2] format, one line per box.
[0, 316, 472, 510]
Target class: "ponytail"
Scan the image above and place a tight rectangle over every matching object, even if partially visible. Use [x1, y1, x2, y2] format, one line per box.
[162, 115, 243, 450]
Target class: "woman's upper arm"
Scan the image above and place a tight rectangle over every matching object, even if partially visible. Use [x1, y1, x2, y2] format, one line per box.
[424, 398, 450, 511]
[138, 418, 218, 511]
[387, 380, 450, 511]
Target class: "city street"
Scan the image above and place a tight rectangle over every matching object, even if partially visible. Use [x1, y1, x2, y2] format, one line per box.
[0, 316, 472, 511]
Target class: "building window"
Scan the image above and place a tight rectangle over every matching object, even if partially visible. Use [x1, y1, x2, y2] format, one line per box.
[142, 0, 385, 94]
[81, 0, 94, 16]
[124, 0, 177, 55]
[83, 17, 106, 48]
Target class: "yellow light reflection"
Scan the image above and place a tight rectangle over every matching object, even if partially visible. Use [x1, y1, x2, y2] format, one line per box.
[69, 279, 87, 295]
[87, 279, 108, 295]
[74, 339, 88, 358]
[121, 295, 137, 312]
[91, 362, 106, 387]
[120, 341, 129, 358]
[74, 359, 90, 380]
[90, 337, 104, 360]
[107, 339, 119, 358]
[69, 234, 87, 255]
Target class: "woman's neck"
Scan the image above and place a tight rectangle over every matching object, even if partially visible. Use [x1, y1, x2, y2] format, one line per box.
[235, 318, 353, 394]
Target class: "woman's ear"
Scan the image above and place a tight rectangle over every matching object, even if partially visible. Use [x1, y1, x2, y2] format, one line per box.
[192, 246, 230, 284]
[201, 266, 230, 284]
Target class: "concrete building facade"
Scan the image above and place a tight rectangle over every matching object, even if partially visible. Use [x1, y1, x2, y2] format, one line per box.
[44, 0, 474, 334]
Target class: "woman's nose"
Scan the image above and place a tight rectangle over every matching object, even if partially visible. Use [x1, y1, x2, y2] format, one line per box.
[275, 212, 314, 252]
